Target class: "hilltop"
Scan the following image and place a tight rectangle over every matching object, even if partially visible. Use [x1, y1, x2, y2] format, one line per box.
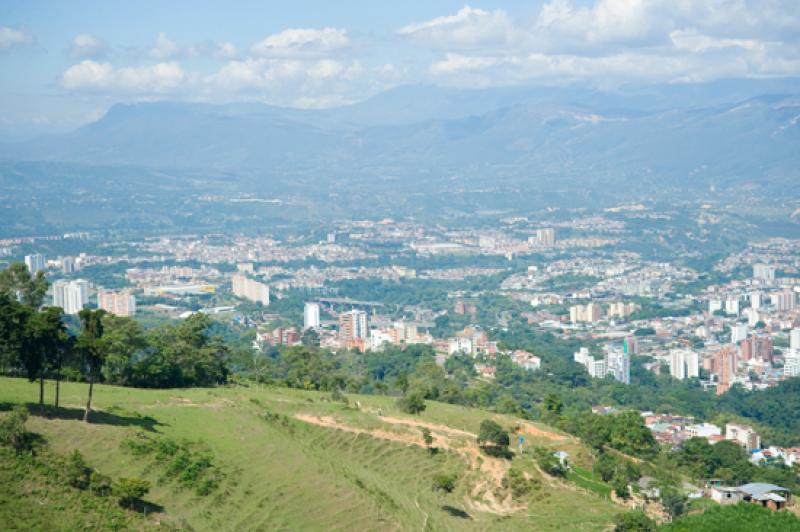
[0, 376, 622, 530]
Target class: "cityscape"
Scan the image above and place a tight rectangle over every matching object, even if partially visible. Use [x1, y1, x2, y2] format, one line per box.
[1, 1, 800, 530]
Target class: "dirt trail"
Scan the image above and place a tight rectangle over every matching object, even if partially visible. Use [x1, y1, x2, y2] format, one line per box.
[294, 412, 518, 515]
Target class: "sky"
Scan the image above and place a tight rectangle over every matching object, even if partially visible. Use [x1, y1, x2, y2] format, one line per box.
[1, 0, 799, 139]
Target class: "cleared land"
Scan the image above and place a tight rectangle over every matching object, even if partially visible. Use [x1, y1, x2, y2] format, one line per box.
[0, 377, 620, 530]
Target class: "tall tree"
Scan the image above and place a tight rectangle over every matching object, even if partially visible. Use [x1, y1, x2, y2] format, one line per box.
[0, 294, 31, 374]
[23, 307, 67, 413]
[0, 262, 48, 308]
[77, 309, 107, 422]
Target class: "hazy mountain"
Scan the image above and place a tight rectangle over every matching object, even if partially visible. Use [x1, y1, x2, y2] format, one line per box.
[1, 83, 798, 193]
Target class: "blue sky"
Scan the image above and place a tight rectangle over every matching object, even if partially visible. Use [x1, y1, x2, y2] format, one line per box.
[1, 1, 799, 140]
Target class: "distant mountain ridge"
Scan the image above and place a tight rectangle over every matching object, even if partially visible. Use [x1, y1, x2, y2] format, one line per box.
[1, 82, 798, 192]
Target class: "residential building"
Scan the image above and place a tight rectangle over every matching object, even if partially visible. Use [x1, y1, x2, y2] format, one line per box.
[726, 423, 761, 451]
[714, 346, 737, 395]
[97, 289, 136, 317]
[670, 349, 699, 380]
[784, 350, 800, 378]
[740, 336, 773, 362]
[52, 279, 89, 315]
[753, 264, 776, 282]
[339, 310, 368, 341]
[24, 253, 45, 275]
[790, 328, 800, 350]
[231, 273, 270, 305]
[61, 256, 76, 274]
[725, 298, 740, 316]
[731, 324, 748, 343]
[303, 302, 320, 330]
[750, 291, 763, 310]
[772, 290, 796, 311]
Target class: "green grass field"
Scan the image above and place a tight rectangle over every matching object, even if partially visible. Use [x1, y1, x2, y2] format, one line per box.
[0, 377, 621, 530]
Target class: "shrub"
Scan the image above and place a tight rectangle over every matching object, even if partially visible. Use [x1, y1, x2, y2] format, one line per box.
[90, 472, 113, 496]
[432, 473, 457, 493]
[112, 477, 150, 508]
[397, 390, 426, 415]
[67, 450, 92, 489]
[0, 406, 30, 452]
[614, 510, 656, 531]
[477, 419, 510, 457]
[533, 446, 566, 477]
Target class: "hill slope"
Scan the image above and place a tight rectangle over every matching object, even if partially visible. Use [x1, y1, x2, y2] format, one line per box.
[0, 377, 620, 530]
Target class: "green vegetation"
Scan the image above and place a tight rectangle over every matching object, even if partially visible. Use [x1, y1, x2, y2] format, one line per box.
[661, 503, 800, 531]
[0, 376, 621, 530]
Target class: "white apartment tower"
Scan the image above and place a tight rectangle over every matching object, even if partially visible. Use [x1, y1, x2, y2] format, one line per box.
[304, 302, 320, 330]
[52, 279, 89, 314]
[24, 253, 45, 275]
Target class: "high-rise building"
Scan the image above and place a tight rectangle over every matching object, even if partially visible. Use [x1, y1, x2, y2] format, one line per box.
[535, 228, 556, 247]
[623, 336, 638, 355]
[97, 290, 136, 317]
[772, 290, 796, 311]
[52, 279, 89, 315]
[753, 264, 775, 282]
[24, 254, 45, 275]
[670, 349, 699, 380]
[569, 303, 603, 323]
[784, 350, 800, 378]
[231, 274, 270, 305]
[61, 256, 77, 275]
[303, 302, 320, 330]
[709, 299, 722, 314]
[606, 349, 630, 384]
[730, 323, 748, 343]
[750, 291, 763, 310]
[739, 336, 773, 363]
[791, 328, 800, 350]
[725, 298, 740, 316]
[339, 310, 368, 341]
[714, 347, 737, 395]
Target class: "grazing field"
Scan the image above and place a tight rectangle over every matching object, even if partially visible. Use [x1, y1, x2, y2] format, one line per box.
[0, 377, 621, 530]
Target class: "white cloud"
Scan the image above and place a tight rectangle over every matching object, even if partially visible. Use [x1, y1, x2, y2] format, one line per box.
[398, 6, 517, 50]
[150, 32, 180, 60]
[251, 27, 348, 56]
[408, 1, 800, 87]
[0, 26, 32, 50]
[61, 60, 185, 93]
[69, 34, 109, 58]
[214, 42, 237, 59]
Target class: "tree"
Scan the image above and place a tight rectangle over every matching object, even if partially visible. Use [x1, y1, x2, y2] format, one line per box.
[661, 488, 687, 521]
[534, 446, 566, 477]
[543, 393, 563, 421]
[0, 294, 31, 374]
[23, 306, 69, 412]
[112, 477, 150, 508]
[0, 405, 29, 452]
[594, 452, 619, 482]
[477, 419, 510, 457]
[77, 309, 108, 423]
[613, 510, 656, 532]
[100, 314, 146, 386]
[397, 389, 427, 414]
[432, 473, 456, 493]
[300, 328, 320, 348]
[421, 427, 434, 453]
[0, 262, 48, 308]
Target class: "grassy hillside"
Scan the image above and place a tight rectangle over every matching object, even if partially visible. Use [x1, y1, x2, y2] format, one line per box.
[0, 376, 622, 530]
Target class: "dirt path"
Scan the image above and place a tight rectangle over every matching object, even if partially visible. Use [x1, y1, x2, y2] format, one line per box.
[294, 412, 519, 515]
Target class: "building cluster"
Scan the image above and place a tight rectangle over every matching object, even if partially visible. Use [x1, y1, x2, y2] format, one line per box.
[573, 346, 631, 384]
[231, 274, 270, 306]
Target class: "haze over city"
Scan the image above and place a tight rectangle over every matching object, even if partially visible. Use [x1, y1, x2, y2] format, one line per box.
[1, 1, 799, 530]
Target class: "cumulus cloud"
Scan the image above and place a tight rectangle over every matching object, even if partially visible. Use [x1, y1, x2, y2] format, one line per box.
[251, 27, 348, 56]
[150, 32, 180, 60]
[404, 1, 800, 86]
[61, 60, 185, 93]
[0, 26, 32, 50]
[69, 34, 110, 58]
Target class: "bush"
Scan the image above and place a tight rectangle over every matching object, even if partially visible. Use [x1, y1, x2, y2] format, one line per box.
[90, 472, 113, 496]
[614, 510, 656, 531]
[432, 473, 457, 493]
[112, 477, 150, 508]
[477, 419, 510, 457]
[397, 390, 426, 415]
[0, 406, 30, 452]
[67, 450, 92, 489]
[533, 446, 566, 477]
